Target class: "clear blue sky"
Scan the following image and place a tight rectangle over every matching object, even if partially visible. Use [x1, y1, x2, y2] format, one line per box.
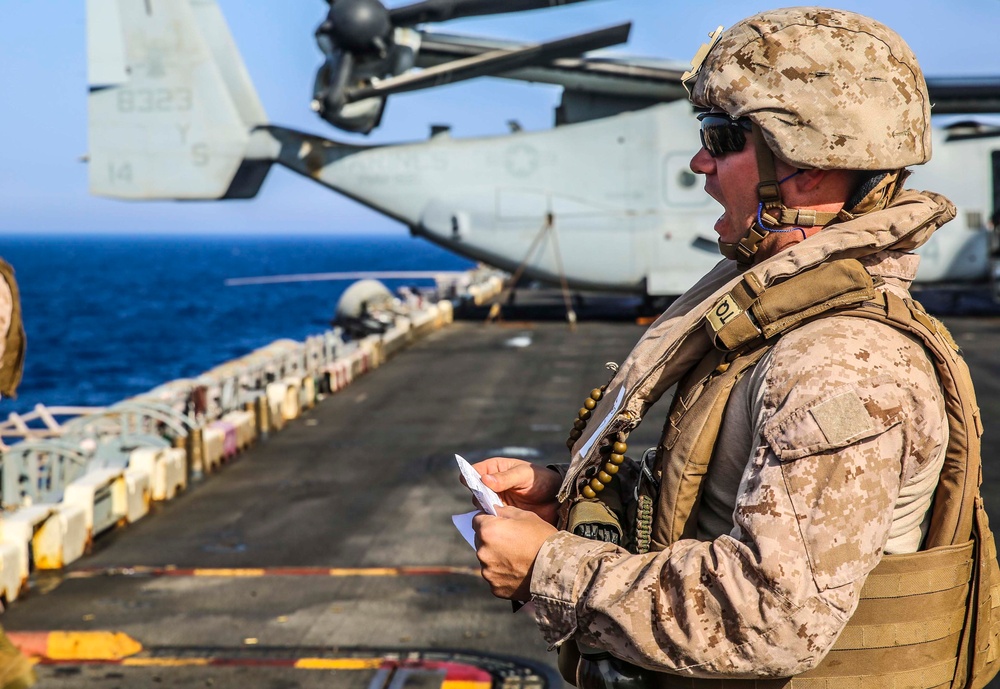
[1, 0, 998, 236]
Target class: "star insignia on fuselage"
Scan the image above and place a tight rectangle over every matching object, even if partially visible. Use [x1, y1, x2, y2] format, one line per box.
[505, 144, 540, 178]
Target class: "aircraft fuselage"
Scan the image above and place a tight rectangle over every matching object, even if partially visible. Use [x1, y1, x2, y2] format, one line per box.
[261, 101, 997, 296]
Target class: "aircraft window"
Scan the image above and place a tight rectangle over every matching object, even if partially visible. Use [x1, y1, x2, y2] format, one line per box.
[663, 155, 708, 207]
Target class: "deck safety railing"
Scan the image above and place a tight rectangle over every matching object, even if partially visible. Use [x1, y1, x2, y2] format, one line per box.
[0, 267, 501, 604]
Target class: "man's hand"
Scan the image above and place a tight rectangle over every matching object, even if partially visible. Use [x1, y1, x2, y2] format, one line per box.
[473, 506, 557, 600]
[471, 457, 561, 525]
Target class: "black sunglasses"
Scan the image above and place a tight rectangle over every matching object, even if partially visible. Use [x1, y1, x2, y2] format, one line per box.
[697, 112, 753, 158]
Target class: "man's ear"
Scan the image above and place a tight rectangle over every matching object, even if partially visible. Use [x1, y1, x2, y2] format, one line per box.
[794, 168, 861, 208]
[794, 168, 828, 192]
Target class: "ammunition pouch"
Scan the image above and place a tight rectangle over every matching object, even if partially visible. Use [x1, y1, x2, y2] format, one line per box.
[566, 494, 625, 547]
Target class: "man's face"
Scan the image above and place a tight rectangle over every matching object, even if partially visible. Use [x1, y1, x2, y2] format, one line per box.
[689, 136, 761, 245]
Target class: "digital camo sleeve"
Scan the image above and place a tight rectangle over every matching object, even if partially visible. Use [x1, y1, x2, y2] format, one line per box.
[528, 317, 946, 678]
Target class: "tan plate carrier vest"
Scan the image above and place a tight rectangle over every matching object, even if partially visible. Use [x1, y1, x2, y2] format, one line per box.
[563, 259, 1000, 689]
[0, 259, 26, 399]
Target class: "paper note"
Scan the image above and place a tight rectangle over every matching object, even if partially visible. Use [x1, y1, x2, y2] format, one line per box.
[455, 454, 503, 516]
[453, 454, 504, 549]
[452, 510, 481, 549]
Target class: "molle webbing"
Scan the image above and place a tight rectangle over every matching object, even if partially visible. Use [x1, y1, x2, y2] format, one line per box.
[798, 540, 974, 689]
[0, 260, 25, 398]
[705, 260, 877, 352]
[645, 274, 999, 688]
[653, 540, 989, 689]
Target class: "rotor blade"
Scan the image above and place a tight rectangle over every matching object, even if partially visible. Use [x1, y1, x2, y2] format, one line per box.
[225, 271, 466, 287]
[390, 0, 595, 27]
[926, 76, 1000, 114]
[416, 32, 688, 101]
[346, 22, 631, 101]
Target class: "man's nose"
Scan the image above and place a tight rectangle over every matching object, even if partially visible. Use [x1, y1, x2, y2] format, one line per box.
[690, 147, 714, 175]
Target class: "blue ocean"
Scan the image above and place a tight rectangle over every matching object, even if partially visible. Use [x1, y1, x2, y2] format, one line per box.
[0, 234, 474, 416]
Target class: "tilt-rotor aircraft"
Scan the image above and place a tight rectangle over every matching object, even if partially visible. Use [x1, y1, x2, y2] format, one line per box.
[87, 0, 1000, 299]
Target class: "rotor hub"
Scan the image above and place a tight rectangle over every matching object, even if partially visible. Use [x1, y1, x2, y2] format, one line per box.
[323, 0, 393, 55]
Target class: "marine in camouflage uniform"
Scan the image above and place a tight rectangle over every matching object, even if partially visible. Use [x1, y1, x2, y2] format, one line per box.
[472, 7, 997, 687]
[0, 260, 35, 689]
[0, 261, 26, 400]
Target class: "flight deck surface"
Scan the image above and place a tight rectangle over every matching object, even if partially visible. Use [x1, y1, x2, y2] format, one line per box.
[5, 312, 1000, 688]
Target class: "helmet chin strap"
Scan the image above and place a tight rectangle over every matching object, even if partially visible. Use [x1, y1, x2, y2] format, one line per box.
[718, 124, 840, 265]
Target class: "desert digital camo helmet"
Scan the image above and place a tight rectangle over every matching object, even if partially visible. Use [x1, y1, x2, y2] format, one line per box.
[684, 7, 932, 262]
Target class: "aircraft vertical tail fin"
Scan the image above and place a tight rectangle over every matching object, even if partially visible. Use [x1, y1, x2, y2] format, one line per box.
[86, 0, 273, 200]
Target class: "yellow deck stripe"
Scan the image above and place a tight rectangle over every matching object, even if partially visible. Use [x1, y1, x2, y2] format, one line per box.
[69, 565, 481, 578]
[47, 632, 143, 661]
[294, 658, 384, 670]
[327, 568, 399, 576]
[191, 567, 406, 577]
[192, 568, 267, 577]
[123, 658, 211, 667]
[442, 681, 491, 689]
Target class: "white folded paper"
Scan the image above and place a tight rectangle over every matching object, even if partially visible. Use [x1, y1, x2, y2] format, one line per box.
[455, 454, 503, 515]
[453, 454, 504, 548]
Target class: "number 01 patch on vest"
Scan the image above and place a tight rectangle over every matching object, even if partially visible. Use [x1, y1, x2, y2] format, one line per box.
[706, 294, 743, 333]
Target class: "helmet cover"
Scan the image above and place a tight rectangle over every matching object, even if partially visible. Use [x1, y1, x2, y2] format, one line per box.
[689, 7, 931, 170]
